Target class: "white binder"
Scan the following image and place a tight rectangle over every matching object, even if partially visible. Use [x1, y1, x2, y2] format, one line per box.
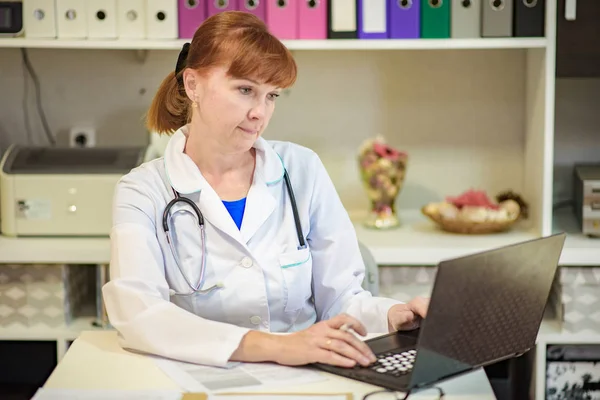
[56, 0, 87, 38]
[87, 0, 118, 39]
[331, 0, 356, 33]
[145, 0, 178, 39]
[117, 0, 146, 39]
[24, 0, 58, 38]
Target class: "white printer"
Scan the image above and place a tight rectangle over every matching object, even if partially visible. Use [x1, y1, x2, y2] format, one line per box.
[0, 145, 146, 237]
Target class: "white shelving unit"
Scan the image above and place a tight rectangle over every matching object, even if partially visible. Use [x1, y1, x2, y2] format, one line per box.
[0, 37, 548, 51]
[0, 1, 598, 397]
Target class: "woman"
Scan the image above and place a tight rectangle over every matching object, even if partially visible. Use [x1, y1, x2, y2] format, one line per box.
[102, 11, 428, 370]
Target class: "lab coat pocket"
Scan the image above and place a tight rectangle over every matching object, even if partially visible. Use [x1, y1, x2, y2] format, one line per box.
[279, 247, 312, 313]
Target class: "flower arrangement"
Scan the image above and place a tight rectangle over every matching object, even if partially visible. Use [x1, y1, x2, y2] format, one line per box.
[358, 135, 408, 229]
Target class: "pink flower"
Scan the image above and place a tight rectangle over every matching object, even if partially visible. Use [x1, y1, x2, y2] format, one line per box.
[373, 142, 407, 162]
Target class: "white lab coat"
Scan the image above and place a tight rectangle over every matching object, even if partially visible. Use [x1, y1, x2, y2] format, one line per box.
[102, 126, 402, 368]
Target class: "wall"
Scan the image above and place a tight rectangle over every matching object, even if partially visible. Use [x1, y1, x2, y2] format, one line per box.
[0, 47, 529, 214]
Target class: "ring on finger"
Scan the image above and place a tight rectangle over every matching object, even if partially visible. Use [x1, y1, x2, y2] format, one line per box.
[326, 339, 332, 347]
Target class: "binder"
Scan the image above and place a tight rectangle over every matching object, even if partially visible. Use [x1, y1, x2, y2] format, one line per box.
[514, 0, 544, 37]
[87, 0, 118, 39]
[24, 0, 57, 38]
[117, 0, 146, 39]
[146, 0, 178, 39]
[481, 0, 513, 37]
[420, 0, 449, 38]
[207, 0, 237, 16]
[240, 0, 266, 21]
[358, 0, 387, 39]
[388, 0, 419, 39]
[178, 0, 206, 38]
[328, 0, 357, 38]
[56, 0, 87, 38]
[298, 0, 327, 39]
[451, 0, 481, 38]
[265, 0, 297, 40]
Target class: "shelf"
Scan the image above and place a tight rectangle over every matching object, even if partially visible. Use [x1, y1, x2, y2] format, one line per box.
[0, 316, 109, 341]
[351, 209, 539, 266]
[552, 208, 600, 267]
[0, 236, 110, 264]
[0, 37, 548, 51]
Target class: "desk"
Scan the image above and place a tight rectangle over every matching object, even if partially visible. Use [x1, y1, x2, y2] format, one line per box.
[43, 331, 497, 399]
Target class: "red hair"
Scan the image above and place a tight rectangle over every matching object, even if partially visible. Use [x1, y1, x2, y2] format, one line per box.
[146, 11, 298, 134]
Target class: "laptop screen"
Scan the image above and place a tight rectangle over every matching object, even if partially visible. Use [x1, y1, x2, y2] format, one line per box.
[409, 233, 565, 390]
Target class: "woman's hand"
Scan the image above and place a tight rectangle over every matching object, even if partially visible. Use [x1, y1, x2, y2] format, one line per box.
[273, 313, 377, 368]
[387, 296, 430, 332]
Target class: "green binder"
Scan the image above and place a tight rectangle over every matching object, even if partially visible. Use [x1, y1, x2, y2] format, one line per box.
[421, 0, 451, 38]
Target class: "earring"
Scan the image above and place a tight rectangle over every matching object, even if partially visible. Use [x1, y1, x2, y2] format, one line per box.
[192, 101, 198, 108]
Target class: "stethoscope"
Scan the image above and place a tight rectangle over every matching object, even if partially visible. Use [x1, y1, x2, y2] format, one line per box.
[162, 169, 306, 296]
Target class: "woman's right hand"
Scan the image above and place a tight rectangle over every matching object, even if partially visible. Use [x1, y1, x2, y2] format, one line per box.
[273, 313, 377, 368]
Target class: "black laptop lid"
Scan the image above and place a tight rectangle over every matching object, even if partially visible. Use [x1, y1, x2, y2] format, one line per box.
[408, 233, 566, 390]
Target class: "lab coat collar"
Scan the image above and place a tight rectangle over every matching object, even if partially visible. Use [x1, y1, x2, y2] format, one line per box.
[163, 126, 284, 245]
[164, 126, 285, 195]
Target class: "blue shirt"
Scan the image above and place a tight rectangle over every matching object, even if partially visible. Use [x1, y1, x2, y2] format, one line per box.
[222, 198, 247, 230]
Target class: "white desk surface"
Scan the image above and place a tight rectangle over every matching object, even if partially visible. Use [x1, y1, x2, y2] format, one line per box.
[43, 331, 497, 400]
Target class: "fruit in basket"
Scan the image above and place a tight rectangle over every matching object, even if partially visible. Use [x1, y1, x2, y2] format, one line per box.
[421, 189, 524, 234]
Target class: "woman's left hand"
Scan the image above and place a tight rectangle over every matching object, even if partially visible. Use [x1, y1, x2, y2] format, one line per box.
[387, 296, 430, 332]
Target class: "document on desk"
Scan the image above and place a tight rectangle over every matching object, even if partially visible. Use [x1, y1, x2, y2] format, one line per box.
[30, 389, 187, 400]
[154, 358, 326, 393]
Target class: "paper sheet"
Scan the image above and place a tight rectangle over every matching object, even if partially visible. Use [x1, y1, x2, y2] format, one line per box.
[211, 396, 349, 400]
[31, 389, 185, 400]
[155, 358, 326, 393]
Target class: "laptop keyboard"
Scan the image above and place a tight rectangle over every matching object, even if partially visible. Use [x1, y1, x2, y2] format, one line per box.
[367, 349, 417, 377]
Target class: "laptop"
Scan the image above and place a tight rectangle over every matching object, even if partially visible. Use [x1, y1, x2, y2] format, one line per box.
[313, 233, 566, 393]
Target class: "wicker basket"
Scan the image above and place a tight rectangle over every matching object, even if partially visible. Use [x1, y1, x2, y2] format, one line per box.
[421, 202, 520, 235]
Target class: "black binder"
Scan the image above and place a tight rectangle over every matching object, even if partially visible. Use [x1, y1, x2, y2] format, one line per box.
[514, 0, 545, 37]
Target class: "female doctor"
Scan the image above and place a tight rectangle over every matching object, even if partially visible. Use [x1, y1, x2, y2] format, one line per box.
[102, 11, 429, 370]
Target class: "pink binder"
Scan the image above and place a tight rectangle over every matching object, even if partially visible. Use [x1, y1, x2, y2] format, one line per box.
[178, 0, 207, 38]
[207, 0, 238, 16]
[298, 0, 327, 39]
[240, 0, 266, 21]
[266, 0, 297, 39]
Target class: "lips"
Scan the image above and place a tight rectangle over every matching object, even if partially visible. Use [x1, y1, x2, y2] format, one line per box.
[238, 126, 259, 135]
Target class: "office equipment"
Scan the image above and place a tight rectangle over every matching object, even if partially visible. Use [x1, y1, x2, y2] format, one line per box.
[0, 0, 23, 36]
[178, 0, 206, 38]
[481, 0, 513, 37]
[328, 0, 356, 38]
[357, 0, 387, 39]
[573, 164, 600, 237]
[240, 0, 266, 22]
[451, 0, 481, 38]
[56, 0, 87, 38]
[298, 0, 327, 39]
[314, 233, 566, 392]
[0, 146, 146, 237]
[265, 0, 297, 39]
[146, 0, 178, 39]
[87, 0, 118, 39]
[207, 0, 237, 16]
[23, 0, 56, 38]
[514, 0, 545, 37]
[117, 0, 146, 38]
[387, 0, 419, 38]
[420, 0, 449, 38]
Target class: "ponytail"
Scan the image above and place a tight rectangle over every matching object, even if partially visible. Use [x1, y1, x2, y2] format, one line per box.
[146, 71, 190, 134]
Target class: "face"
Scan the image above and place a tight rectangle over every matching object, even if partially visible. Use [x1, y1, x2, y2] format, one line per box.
[183, 65, 281, 154]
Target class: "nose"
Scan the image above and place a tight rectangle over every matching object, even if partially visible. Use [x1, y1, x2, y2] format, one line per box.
[248, 99, 266, 120]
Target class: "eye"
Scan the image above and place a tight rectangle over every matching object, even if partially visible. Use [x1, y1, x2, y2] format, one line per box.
[268, 93, 280, 101]
[239, 86, 252, 95]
